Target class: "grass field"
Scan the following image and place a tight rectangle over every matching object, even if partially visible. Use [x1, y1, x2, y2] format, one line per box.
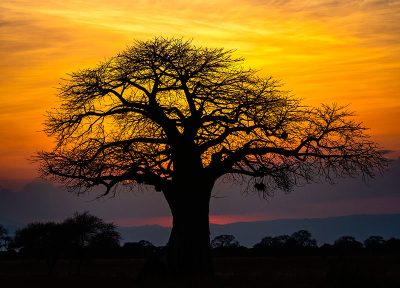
[1, 256, 399, 288]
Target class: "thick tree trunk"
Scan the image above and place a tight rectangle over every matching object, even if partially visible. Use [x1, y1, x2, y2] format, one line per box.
[164, 180, 214, 278]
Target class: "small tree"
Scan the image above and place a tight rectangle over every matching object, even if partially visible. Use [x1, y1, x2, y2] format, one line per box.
[211, 234, 239, 249]
[253, 236, 275, 249]
[253, 234, 291, 255]
[333, 236, 363, 253]
[271, 235, 291, 248]
[12, 222, 61, 274]
[364, 235, 385, 251]
[0, 225, 11, 251]
[289, 230, 317, 248]
[62, 212, 120, 269]
[37, 37, 386, 276]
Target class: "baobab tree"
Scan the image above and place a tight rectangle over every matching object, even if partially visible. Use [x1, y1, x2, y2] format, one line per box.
[37, 37, 386, 277]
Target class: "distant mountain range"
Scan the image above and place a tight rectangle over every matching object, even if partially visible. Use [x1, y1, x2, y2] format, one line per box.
[119, 214, 400, 247]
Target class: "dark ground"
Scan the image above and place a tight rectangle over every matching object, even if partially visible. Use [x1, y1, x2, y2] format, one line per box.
[1, 256, 399, 288]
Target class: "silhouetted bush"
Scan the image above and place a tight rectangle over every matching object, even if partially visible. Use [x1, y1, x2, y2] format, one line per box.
[211, 235, 248, 256]
[122, 240, 157, 258]
[333, 236, 363, 254]
[11, 222, 62, 273]
[7, 212, 120, 274]
[364, 235, 386, 254]
[211, 235, 239, 249]
[253, 230, 317, 256]
[253, 235, 289, 256]
[60, 212, 120, 273]
[289, 230, 317, 248]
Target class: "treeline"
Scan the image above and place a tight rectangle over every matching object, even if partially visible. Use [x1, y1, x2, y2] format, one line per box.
[2, 213, 400, 265]
[211, 231, 400, 257]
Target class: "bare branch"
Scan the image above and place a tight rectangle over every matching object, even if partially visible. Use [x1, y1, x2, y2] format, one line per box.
[36, 37, 387, 198]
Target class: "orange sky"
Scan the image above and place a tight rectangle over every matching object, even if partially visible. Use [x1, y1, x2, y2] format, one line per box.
[1, 0, 399, 184]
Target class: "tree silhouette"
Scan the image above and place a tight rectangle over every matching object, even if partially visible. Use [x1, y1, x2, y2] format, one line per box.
[37, 37, 386, 276]
[253, 231, 319, 256]
[364, 235, 385, 251]
[0, 224, 11, 251]
[333, 236, 363, 254]
[211, 234, 239, 249]
[61, 212, 120, 273]
[9, 214, 119, 274]
[289, 230, 317, 248]
[253, 234, 292, 255]
[253, 236, 275, 250]
[12, 222, 61, 274]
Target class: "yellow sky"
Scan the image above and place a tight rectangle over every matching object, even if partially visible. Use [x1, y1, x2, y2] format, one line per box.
[1, 0, 399, 182]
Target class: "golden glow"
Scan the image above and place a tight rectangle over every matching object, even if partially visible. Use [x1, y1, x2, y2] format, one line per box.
[1, 0, 399, 181]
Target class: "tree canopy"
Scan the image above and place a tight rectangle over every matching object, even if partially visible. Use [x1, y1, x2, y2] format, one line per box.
[38, 37, 385, 199]
[211, 234, 239, 249]
[12, 213, 120, 256]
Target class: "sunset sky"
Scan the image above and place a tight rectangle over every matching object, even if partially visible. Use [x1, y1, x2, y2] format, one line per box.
[1, 0, 399, 226]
